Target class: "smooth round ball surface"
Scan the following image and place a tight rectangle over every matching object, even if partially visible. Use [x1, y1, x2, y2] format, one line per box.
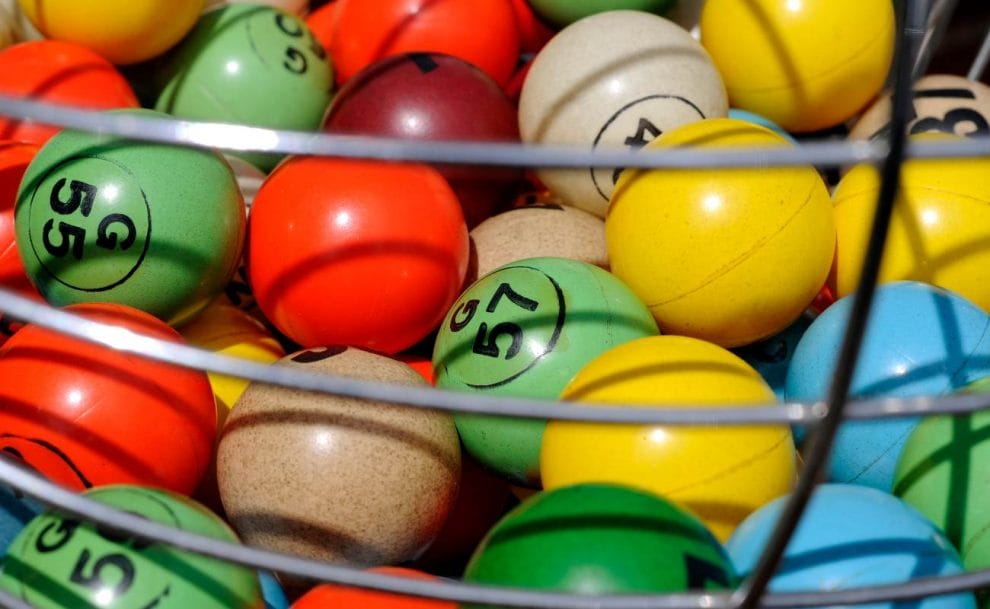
[17, 0, 203, 64]
[830, 136, 990, 313]
[893, 381, 990, 572]
[786, 281, 990, 491]
[700, 0, 895, 132]
[293, 567, 455, 609]
[14, 116, 245, 326]
[727, 484, 976, 609]
[733, 311, 814, 401]
[469, 202, 608, 282]
[248, 157, 468, 354]
[607, 118, 834, 347]
[205, 0, 307, 14]
[850, 75, 990, 141]
[464, 483, 735, 605]
[541, 335, 795, 541]
[0, 2, 16, 49]
[0, 141, 39, 300]
[0, 483, 41, 556]
[0, 40, 138, 145]
[727, 108, 795, 142]
[218, 347, 461, 567]
[0, 303, 217, 494]
[529, 0, 676, 27]
[0, 485, 262, 609]
[324, 52, 521, 228]
[519, 10, 727, 217]
[433, 257, 658, 486]
[330, 0, 520, 87]
[153, 4, 333, 171]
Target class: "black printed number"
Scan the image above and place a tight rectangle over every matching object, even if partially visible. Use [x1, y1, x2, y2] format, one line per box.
[275, 13, 324, 74]
[41, 178, 136, 260]
[613, 117, 662, 184]
[468, 283, 539, 360]
[872, 88, 990, 139]
[69, 549, 136, 597]
[35, 518, 81, 554]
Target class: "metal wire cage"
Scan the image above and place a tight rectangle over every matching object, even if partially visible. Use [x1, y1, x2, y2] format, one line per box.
[1, 1, 990, 608]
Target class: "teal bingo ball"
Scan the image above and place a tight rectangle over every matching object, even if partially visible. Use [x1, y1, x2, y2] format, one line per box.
[432, 257, 658, 486]
[15, 111, 246, 327]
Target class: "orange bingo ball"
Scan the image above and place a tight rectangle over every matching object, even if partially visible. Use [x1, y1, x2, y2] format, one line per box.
[0, 303, 217, 494]
[0, 141, 37, 296]
[248, 158, 469, 354]
[329, 0, 521, 87]
[292, 567, 456, 609]
[0, 40, 138, 145]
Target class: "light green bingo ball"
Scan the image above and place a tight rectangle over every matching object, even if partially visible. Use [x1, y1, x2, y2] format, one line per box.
[528, 0, 678, 27]
[15, 111, 246, 327]
[153, 4, 334, 170]
[0, 485, 262, 609]
[432, 257, 658, 486]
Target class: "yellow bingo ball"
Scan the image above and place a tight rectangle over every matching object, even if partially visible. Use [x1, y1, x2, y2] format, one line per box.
[18, 0, 204, 64]
[181, 302, 285, 413]
[700, 0, 894, 133]
[541, 334, 796, 541]
[831, 134, 990, 313]
[607, 118, 834, 348]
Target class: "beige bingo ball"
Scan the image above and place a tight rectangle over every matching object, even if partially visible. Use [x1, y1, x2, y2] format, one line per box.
[519, 10, 727, 218]
[469, 201, 608, 282]
[850, 74, 990, 141]
[223, 154, 266, 214]
[204, 0, 307, 14]
[217, 346, 461, 567]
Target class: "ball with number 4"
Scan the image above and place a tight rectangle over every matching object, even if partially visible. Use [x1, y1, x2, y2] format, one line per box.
[432, 257, 658, 486]
[152, 4, 333, 170]
[0, 485, 262, 609]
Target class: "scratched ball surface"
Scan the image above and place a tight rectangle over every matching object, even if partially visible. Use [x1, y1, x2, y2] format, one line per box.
[217, 347, 461, 568]
[519, 10, 727, 217]
[0, 485, 262, 609]
[463, 483, 736, 606]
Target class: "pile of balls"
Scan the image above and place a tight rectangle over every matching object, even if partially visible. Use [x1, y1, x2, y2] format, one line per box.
[1, 0, 990, 608]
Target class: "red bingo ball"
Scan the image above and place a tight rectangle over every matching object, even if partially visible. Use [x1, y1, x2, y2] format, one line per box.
[329, 0, 521, 87]
[0, 40, 138, 145]
[324, 52, 521, 228]
[0, 141, 38, 296]
[0, 303, 217, 494]
[248, 158, 469, 354]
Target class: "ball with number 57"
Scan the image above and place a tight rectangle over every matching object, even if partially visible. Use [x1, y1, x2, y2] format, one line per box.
[432, 257, 658, 487]
[0, 485, 262, 609]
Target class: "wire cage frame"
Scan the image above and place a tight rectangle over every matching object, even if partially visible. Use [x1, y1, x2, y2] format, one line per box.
[0, 1, 989, 608]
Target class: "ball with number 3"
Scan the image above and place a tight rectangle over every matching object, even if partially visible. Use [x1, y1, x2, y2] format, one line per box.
[432, 257, 658, 487]
[0, 485, 262, 609]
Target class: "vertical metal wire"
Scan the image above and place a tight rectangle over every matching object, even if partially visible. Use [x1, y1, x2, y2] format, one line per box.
[734, 2, 928, 608]
[968, 22, 990, 80]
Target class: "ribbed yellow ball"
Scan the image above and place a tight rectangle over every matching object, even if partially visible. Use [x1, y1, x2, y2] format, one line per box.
[606, 118, 834, 348]
[541, 335, 796, 541]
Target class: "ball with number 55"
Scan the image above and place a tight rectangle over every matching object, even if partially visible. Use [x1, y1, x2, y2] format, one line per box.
[432, 257, 658, 487]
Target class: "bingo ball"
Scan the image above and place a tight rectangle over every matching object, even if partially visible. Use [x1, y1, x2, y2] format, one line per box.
[330, 0, 520, 87]
[0, 485, 262, 609]
[218, 347, 460, 567]
[0, 3, 14, 49]
[14, 112, 245, 327]
[259, 571, 288, 609]
[850, 74, 990, 141]
[0, 303, 217, 494]
[786, 281, 990, 491]
[324, 52, 521, 229]
[830, 134, 990, 313]
[206, 0, 307, 15]
[700, 0, 895, 133]
[305, 1, 337, 53]
[893, 379, 990, 571]
[541, 335, 795, 541]
[433, 257, 658, 486]
[520, 10, 727, 217]
[248, 157, 468, 354]
[293, 567, 455, 609]
[0, 481, 41, 555]
[469, 202, 608, 282]
[727, 484, 976, 609]
[733, 311, 815, 401]
[0, 40, 138, 145]
[0, 141, 38, 299]
[607, 118, 834, 347]
[153, 4, 333, 171]
[728, 108, 795, 142]
[528, 0, 676, 27]
[17, 0, 203, 65]
[463, 483, 735, 607]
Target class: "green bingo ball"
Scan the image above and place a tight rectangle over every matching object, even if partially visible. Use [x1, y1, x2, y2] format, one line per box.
[463, 483, 735, 607]
[153, 4, 334, 171]
[432, 257, 658, 487]
[893, 377, 990, 571]
[0, 485, 262, 609]
[15, 112, 246, 327]
[528, 0, 678, 27]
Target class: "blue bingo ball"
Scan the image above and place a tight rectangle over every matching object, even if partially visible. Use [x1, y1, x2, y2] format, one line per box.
[735, 311, 814, 401]
[259, 571, 288, 609]
[727, 484, 976, 609]
[0, 484, 41, 557]
[728, 108, 796, 143]
[786, 281, 990, 490]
